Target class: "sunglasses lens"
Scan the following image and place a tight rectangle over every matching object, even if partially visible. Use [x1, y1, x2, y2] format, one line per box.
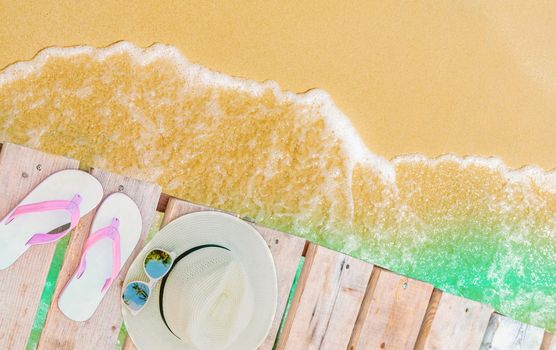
[144, 249, 173, 279]
[122, 281, 150, 312]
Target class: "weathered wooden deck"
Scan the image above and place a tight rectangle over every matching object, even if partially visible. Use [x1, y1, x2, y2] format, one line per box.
[0, 142, 553, 350]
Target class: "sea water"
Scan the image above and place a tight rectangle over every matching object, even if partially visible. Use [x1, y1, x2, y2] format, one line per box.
[0, 42, 554, 333]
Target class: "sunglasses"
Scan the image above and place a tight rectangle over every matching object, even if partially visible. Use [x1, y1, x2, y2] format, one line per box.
[122, 248, 176, 314]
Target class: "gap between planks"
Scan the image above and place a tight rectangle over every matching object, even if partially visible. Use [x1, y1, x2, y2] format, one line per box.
[124, 197, 306, 350]
[415, 290, 493, 350]
[37, 168, 161, 350]
[275, 243, 373, 350]
[481, 313, 547, 350]
[349, 268, 433, 350]
[541, 332, 555, 350]
[79, 192, 556, 350]
[0, 143, 79, 350]
[349, 266, 382, 349]
[0, 144, 551, 350]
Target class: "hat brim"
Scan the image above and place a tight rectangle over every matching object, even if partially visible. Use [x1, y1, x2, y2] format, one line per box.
[122, 211, 277, 350]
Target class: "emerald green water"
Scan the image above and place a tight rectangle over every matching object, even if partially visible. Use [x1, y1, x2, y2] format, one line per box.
[371, 223, 556, 332]
[1, 43, 554, 336]
[25, 212, 307, 349]
[26, 213, 164, 350]
[26, 235, 70, 350]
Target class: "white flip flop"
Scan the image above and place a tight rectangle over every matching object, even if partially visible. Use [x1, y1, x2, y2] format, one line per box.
[0, 170, 103, 270]
[58, 192, 142, 321]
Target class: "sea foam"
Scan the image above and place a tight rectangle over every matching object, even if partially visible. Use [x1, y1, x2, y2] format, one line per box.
[0, 42, 554, 331]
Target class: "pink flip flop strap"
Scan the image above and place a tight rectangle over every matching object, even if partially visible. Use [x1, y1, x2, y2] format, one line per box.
[4, 194, 82, 246]
[75, 218, 121, 293]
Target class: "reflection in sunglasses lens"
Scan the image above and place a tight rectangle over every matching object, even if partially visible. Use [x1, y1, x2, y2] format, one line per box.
[144, 249, 173, 279]
[122, 281, 150, 311]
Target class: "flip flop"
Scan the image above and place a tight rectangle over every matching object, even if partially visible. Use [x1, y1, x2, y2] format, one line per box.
[58, 192, 142, 321]
[0, 170, 103, 270]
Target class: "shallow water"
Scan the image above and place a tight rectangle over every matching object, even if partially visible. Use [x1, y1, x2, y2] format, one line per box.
[0, 42, 554, 331]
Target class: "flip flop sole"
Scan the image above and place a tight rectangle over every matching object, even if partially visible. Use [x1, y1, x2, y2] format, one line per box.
[0, 170, 103, 270]
[58, 192, 142, 321]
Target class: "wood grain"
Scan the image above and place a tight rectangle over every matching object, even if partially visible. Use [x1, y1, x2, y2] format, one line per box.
[1, 143, 553, 349]
[349, 265, 382, 349]
[0, 143, 79, 350]
[415, 291, 492, 350]
[256, 224, 307, 350]
[414, 289, 443, 350]
[274, 243, 318, 350]
[275, 243, 373, 350]
[481, 314, 545, 350]
[156, 192, 171, 212]
[122, 335, 137, 350]
[38, 168, 161, 350]
[349, 268, 433, 350]
[123, 198, 306, 350]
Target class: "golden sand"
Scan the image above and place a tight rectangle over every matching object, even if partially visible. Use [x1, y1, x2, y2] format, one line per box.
[0, 43, 554, 330]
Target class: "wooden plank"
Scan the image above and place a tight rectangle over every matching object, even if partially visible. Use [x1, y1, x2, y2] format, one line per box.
[414, 289, 442, 349]
[38, 168, 161, 350]
[480, 314, 545, 350]
[348, 265, 381, 349]
[349, 268, 434, 350]
[256, 226, 307, 349]
[276, 243, 373, 350]
[156, 192, 171, 212]
[274, 243, 318, 350]
[123, 198, 306, 350]
[415, 291, 493, 350]
[541, 332, 556, 350]
[122, 336, 137, 350]
[0, 143, 79, 350]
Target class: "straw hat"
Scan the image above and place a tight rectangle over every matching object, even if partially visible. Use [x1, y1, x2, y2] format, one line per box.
[122, 211, 277, 350]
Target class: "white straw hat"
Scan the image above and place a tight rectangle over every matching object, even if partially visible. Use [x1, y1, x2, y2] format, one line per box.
[122, 211, 277, 350]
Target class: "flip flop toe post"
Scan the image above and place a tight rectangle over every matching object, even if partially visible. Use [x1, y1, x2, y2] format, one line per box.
[0, 170, 103, 270]
[58, 192, 142, 321]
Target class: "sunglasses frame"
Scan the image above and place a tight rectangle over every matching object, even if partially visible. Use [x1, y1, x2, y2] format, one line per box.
[122, 248, 176, 315]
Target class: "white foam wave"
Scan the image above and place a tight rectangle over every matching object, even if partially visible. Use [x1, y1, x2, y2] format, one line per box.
[2, 41, 555, 194]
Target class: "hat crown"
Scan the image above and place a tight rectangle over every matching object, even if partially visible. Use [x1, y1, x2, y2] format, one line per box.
[163, 247, 254, 350]
[122, 212, 278, 350]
